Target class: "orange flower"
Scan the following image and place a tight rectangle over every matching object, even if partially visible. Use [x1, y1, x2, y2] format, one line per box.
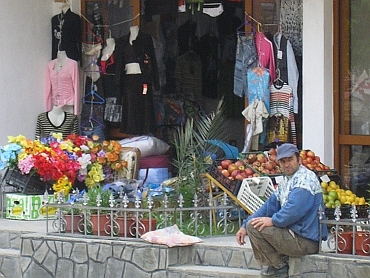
[97, 156, 106, 164]
[106, 152, 118, 162]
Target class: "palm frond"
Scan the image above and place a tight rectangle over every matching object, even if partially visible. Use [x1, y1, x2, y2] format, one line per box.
[172, 98, 228, 206]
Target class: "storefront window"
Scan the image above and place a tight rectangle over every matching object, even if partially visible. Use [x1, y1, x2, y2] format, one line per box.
[336, 0, 370, 199]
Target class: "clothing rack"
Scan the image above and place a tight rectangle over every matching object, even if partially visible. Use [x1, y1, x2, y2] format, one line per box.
[244, 12, 280, 33]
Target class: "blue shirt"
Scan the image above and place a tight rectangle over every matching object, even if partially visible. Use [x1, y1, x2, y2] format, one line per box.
[242, 165, 328, 242]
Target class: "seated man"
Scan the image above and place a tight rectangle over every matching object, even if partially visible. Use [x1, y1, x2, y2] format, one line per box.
[236, 143, 327, 278]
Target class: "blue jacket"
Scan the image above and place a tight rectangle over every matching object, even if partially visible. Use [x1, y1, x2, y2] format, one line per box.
[242, 166, 328, 242]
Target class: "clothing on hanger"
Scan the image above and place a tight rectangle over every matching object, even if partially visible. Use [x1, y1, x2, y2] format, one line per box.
[273, 33, 299, 113]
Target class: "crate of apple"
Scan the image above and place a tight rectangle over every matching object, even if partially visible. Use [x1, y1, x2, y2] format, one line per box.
[299, 150, 331, 172]
[216, 159, 259, 181]
[208, 159, 250, 195]
[241, 149, 283, 176]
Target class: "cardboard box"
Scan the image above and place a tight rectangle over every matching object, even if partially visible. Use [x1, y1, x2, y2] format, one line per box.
[5, 193, 57, 220]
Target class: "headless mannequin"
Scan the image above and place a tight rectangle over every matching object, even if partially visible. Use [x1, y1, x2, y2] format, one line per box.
[54, 50, 67, 71]
[48, 105, 65, 126]
[52, 51, 75, 113]
[101, 37, 116, 61]
[55, 0, 70, 14]
[125, 26, 142, 74]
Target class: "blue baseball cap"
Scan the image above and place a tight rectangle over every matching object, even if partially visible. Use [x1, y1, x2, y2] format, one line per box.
[276, 143, 299, 161]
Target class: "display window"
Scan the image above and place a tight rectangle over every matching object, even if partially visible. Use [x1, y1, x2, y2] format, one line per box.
[334, 0, 370, 199]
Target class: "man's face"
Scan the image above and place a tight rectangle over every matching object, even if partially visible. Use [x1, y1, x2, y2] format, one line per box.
[278, 154, 300, 176]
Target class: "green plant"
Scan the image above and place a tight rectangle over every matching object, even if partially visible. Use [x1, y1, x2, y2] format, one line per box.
[86, 186, 113, 213]
[172, 98, 228, 207]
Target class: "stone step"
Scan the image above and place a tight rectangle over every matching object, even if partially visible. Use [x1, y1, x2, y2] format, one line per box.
[192, 236, 259, 270]
[0, 248, 21, 278]
[168, 265, 261, 278]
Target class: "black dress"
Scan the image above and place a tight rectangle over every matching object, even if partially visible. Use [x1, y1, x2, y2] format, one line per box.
[114, 30, 160, 135]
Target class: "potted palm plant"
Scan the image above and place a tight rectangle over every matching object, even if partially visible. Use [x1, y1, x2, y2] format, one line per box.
[172, 98, 228, 207]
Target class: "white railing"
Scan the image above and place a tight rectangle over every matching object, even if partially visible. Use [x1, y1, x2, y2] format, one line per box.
[45, 191, 245, 239]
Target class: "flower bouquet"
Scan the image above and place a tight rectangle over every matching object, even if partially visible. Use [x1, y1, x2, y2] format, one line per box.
[0, 133, 129, 195]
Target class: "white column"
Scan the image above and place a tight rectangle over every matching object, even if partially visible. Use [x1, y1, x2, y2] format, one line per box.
[302, 0, 334, 166]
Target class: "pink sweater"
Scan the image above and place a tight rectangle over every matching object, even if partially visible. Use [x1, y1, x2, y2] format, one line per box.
[45, 58, 80, 115]
[255, 32, 276, 83]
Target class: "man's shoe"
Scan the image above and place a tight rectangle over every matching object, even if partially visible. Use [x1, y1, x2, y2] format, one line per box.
[260, 263, 289, 277]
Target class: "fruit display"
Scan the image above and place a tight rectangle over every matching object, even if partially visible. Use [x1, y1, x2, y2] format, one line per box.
[299, 149, 331, 172]
[241, 149, 283, 176]
[321, 179, 367, 208]
[216, 159, 259, 181]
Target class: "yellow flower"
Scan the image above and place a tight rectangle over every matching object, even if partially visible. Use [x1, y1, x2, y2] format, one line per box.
[51, 132, 63, 140]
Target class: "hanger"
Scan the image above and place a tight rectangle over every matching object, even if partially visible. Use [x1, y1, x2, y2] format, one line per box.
[236, 17, 255, 35]
[273, 69, 285, 89]
[84, 55, 103, 74]
[81, 116, 104, 129]
[83, 83, 105, 105]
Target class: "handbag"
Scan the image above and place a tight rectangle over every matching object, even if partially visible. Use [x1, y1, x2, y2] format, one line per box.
[80, 120, 105, 142]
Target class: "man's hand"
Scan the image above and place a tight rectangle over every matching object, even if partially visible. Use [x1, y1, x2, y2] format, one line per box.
[236, 227, 247, 245]
[251, 217, 273, 231]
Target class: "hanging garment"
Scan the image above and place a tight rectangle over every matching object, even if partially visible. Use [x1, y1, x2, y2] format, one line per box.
[199, 33, 219, 99]
[254, 32, 276, 83]
[115, 30, 160, 92]
[119, 74, 156, 135]
[174, 51, 203, 100]
[51, 9, 82, 62]
[82, 42, 102, 83]
[242, 99, 269, 150]
[45, 58, 80, 115]
[114, 30, 160, 135]
[280, 0, 303, 56]
[267, 115, 290, 144]
[273, 33, 299, 113]
[269, 83, 297, 145]
[247, 67, 271, 112]
[35, 111, 78, 140]
[233, 33, 258, 97]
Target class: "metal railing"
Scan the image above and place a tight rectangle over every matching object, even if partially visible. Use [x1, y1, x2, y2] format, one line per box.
[319, 205, 370, 257]
[44, 190, 245, 239]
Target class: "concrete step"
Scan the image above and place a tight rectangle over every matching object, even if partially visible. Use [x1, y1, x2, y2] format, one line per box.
[168, 265, 261, 278]
[0, 248, 21, 278]
[192, 236, 260, 270]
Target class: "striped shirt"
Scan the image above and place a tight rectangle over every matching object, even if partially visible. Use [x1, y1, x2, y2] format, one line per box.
[35, 112, 79, 140]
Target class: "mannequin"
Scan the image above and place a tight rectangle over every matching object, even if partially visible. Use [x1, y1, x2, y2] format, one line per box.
[35, 105, 78, 140]
[129, 26, 139, 45]
[125, 26, 142, 74]
[48, 105, 65, 127]
[61, 2, 70, 14]
[51, 0, 82, 62]
[54, 51, 67, 71]
[101, 37, 116, 61]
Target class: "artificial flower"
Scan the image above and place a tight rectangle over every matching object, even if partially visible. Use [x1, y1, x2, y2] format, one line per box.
[0, 133, 129, 194]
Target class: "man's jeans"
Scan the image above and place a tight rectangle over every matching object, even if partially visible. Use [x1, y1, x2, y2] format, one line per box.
[246, 220, 319, 267]
[233, 34, 258, 98]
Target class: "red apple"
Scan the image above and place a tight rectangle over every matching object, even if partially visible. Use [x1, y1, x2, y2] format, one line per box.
[235, 160, 244, 167]
[256, 153, 267, 163]
[220, 159, 232, 169]
[228, 164, 238, 173]
[231, 169, 240, 179]
[307, 150, 315, 158]
[245, 168, 254, 176]
[247, 154, 257, 164]
[221, 169, 230, 177]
